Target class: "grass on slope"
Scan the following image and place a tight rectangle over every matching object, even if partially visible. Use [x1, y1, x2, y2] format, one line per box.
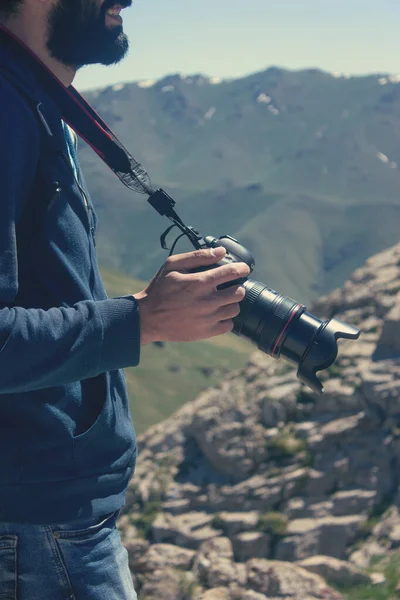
[101, 267, 251, 434]
[124, 339, 249, 434]
[339, 552, 400, 600]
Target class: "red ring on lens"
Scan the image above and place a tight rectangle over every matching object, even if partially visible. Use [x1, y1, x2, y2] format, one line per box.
[271, 304, 304, 358]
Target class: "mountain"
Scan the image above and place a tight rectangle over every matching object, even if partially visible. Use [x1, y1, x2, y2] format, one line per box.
[116, 241, 400, 599]
[80, 67, 400, 304]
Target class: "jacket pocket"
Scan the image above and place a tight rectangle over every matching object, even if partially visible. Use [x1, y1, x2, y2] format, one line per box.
[15, 384, 80, 483]
[0, 535, 17, 600]
[72, 372, 136, 476]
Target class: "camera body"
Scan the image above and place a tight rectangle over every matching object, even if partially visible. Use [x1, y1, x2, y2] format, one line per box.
[197, 235, 256, 289]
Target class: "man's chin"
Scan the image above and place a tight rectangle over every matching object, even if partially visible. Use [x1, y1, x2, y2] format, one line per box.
[97, 34, 129, 66]
[47, 28, 129, 69]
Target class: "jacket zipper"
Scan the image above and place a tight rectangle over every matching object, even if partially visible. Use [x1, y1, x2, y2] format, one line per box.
[33, 104, 96, 245]
[60, 152, 96, 245]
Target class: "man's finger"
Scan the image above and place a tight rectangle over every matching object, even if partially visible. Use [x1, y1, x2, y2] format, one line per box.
[197, 262, 251, 288]
[210, 319, 235, 337]
[163, 247, 226, 272]
[207, 285, 246, 306]
[215, 303, 241, 321]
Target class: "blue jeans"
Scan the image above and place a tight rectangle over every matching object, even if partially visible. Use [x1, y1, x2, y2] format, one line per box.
[0, 509, 137, 599]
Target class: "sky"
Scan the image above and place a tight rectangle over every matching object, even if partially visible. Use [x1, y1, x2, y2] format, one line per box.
[75, 0, 400, 91]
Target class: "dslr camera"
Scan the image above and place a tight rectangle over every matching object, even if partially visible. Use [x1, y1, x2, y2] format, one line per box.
[193, 234, 360, 393]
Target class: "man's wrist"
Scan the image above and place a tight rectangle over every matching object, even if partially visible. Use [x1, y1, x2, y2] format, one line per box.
[133, 294, 157, 346]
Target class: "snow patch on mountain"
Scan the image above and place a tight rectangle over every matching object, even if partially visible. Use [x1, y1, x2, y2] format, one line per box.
[257, 93, 271, 104]
[138, 79, 156, 89]
[378, 74, 400, 86]
[268, 105, 280, 116]
[376, 152, 398, 169]
[204, 107, 217, 120]
[112, 83, 125, 92]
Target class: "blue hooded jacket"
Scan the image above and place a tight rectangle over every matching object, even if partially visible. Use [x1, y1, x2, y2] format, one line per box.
[0, 39, 140, 523]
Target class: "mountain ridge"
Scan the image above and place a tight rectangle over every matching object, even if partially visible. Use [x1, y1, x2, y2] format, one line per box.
[84, 67, 400, 95]
[80, 66, 400, 304]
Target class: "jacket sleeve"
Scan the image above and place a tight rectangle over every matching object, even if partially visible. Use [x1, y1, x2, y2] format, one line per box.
[0, 78, 141, 394]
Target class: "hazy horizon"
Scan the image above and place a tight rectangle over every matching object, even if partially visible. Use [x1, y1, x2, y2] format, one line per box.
[78, 64, 397, 93]
[75, 0, 400, 92]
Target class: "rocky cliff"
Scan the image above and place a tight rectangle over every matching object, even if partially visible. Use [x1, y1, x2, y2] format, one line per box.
[118, 241, 400, 599]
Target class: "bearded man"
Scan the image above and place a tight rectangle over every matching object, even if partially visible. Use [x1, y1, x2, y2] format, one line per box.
[0, 1, 248, 597]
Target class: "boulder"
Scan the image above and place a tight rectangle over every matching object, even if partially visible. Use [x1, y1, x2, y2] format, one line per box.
[232, 532, 271, 562]
[309, 380, 364, 414]
[303, 469, 337, 497]
[217, 512, 259, 537]
[285, 498, 307, 519]
[349, 540, 387, 569]
[134, 543, 195, 573]
[152, 512, 220, 549]
[369, 572, 386, 586]
[191, 405, 268, 478]
[197, 588, 231, 600]
[138, 568, 183, 600]
[208, 476, 282, 512]
[307, 413, 370, 451]
[373, 507, 400, 549]
[246, 559, 343, 599]
[162, 499, 192, 515]
[361, 363, 400, 414]
[230, 591, 268, 600]
[193, 537, 235, 585]
[374, 297, 400, 359]
[276, 516, 365, 560]
[260, 387, 298, 426]
[297, 555, 371, 587]
[331, 489, 377, 516]
[285, 498, 334, 519]
[206, 558, 241, 589]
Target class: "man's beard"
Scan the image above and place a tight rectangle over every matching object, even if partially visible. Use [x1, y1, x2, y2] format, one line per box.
[47, 0, 130, 69]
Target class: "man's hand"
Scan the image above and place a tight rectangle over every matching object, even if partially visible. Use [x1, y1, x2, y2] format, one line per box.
[133, 247, 250, 345]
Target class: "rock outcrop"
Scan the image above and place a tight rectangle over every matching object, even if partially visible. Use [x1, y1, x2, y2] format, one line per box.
[118, 242, 400, 598]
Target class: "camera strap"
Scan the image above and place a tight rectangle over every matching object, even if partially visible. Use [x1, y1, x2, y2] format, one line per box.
[0, 24, 203, 248]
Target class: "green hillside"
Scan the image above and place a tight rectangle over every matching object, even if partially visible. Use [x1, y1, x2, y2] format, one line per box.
[100, 267, 251, 433]
[339, 551, 400, 600]
[81, 67, 400, 305]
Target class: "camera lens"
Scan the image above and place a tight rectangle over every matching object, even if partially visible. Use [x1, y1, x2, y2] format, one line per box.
[232, 280, 360, 393]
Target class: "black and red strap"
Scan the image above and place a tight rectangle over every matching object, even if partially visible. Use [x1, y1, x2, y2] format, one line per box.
[0, 24, 203, 248]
